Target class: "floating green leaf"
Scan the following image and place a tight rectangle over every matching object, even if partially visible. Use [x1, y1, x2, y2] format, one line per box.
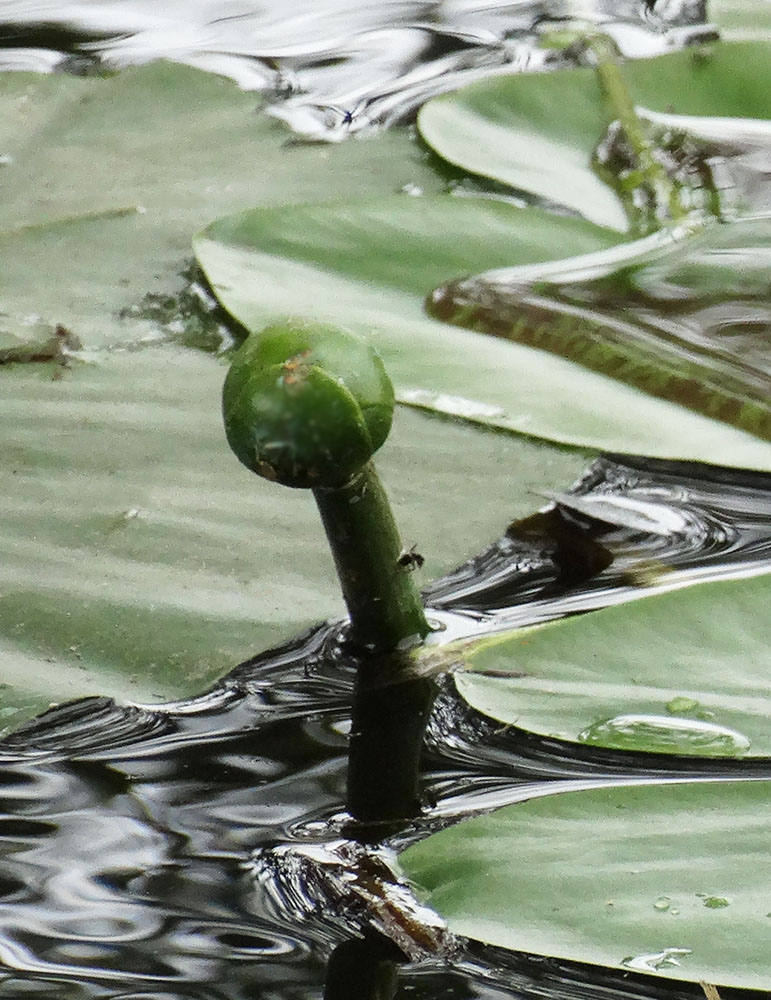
[713, 0, 771, 42]
[0, 61, 451, 351]
[429, 216, 771, 444]
[195, 196, 771, 469]
[400, 779, 771, 989]
[454, 569, 771, 757]
[0, 344, 587, 727]
[417, 41, 771, 229]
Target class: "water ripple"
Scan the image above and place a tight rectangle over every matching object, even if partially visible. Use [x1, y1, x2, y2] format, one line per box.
[0, 0, 714, 138]
[425, 453, 771, 625]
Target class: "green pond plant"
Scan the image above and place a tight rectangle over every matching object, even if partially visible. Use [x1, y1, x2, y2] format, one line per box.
[222, 319, 431, 656]
[4, 9, 771, 994]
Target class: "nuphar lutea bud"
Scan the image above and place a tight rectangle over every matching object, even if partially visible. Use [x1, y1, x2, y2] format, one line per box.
[223, 321, 394, 489]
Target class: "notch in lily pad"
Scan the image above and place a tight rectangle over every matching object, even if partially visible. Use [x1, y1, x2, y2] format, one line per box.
[222, 319, 430, 656]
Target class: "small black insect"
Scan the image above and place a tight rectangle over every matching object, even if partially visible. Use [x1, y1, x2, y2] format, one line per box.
[397, 544, 425, 571]
[322, 100, 368, 131]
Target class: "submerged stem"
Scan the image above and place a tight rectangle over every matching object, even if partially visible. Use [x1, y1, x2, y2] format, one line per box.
[590, 34, 689, 226]
[314, 462, 430, 654]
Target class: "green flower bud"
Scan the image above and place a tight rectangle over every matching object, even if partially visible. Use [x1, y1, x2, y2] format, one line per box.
[223, 321, 394, 489]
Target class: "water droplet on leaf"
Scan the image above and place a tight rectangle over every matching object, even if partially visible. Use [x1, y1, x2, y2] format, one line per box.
[666, 696, 700, 714]
[622, 947, 692, 971]
[577, 713, 751, 757]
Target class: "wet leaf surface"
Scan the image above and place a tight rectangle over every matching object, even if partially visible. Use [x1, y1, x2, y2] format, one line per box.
[0, 344, 587, 728]
[0, 61, 451, 351]
[429, 216, 771, 445]
[400, 778, 771, 989]
[454, 569, 771, 757]
[196, 195, 771, 469]
[714, 0, 771, 42]
[417, 41, 771, 229]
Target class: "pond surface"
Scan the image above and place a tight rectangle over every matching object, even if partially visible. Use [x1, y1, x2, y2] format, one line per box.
[2, 452, 771, 998]
[0, 0, 713, 137]
[2, 1, 771, 998]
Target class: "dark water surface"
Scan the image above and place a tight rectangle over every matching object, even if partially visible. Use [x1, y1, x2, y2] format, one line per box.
[2, 452, 771, 998]
[2, 2, 770, 998]
[0, 0, 713, 138]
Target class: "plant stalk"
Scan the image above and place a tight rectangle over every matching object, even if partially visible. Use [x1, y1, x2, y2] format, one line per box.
[590, 34, 688, 226]
[313, 462, 430, 654]
[346, 671, 436, 838]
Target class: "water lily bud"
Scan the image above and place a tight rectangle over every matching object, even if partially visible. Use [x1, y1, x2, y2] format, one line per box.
[223, 321, 394, 489]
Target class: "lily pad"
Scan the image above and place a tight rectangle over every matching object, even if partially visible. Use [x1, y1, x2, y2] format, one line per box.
[428, 215, 771, 443]
[0, 59, 595, 727]
[713, 0, 771, 42]
[417, 41, 771, 229]
[195, 195, 771, 470]
[0, 61, 451, 351]
[400, 779, 771, 990]
[454, 569, 771, 757]
[0, 344, 587, 728]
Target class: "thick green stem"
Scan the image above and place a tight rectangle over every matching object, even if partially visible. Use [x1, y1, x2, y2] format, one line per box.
[223, 321, 429, 655]
[313, 462, 430, 654]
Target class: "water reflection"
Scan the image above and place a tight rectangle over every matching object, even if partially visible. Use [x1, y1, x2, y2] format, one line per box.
[0, 2, 767, 994]
[424, 453, 771, 623]
[0, 452, 769, 994]
[429, 215, 771, 443]
[346, 669, 436, 837]
[0, 0, 713, 138]
[599, 107, 771, 226]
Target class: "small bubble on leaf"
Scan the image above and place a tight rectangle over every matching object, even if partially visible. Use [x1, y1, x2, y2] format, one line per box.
[666, 696, 700, 714]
